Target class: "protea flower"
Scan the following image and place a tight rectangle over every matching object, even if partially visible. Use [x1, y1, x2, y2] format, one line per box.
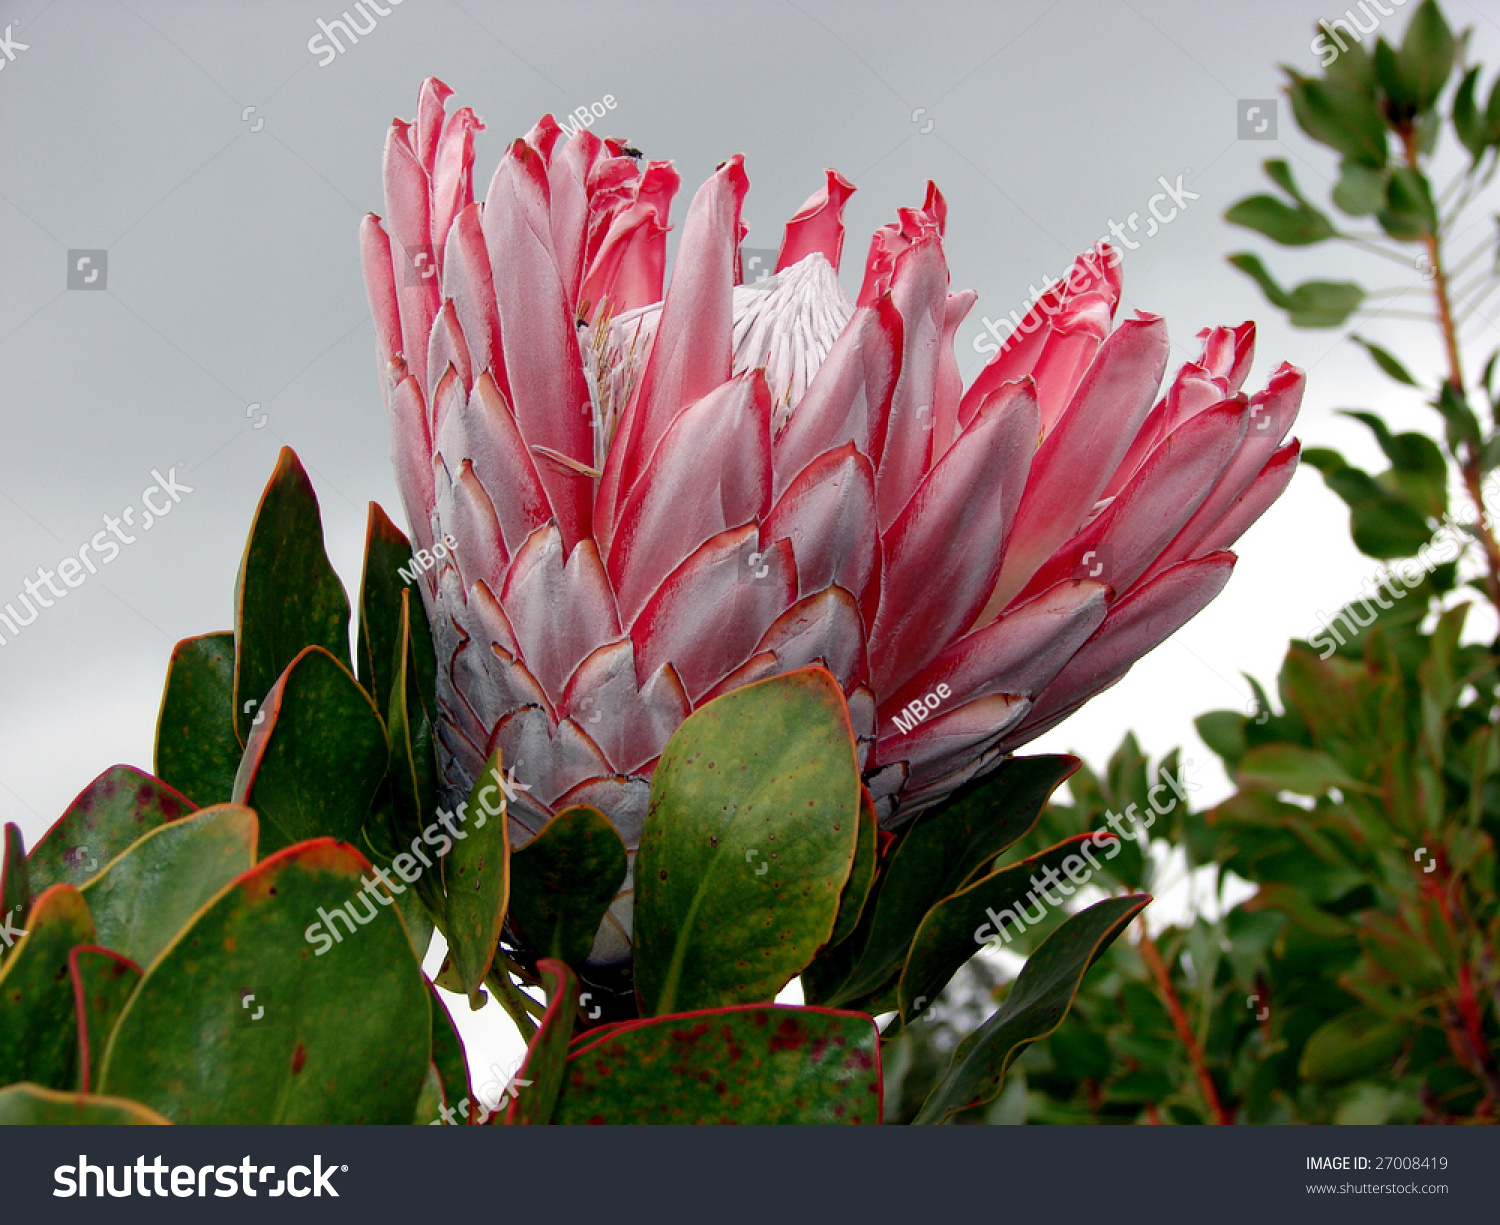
[362, 79, 1303, 962]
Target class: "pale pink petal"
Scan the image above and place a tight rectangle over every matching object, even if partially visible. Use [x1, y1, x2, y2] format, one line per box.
[360, 215, 402, 374]
[598, 156, 749, 550]
[1015, 398, 1248, 602]
[501, 524, 622, 700]
[608, 373, 772, 626]
[1004, 551, 1236, 749]
[441, 203, 508, 400]
[869, 382, 1040, 694]
[632, 527, 795, 702]
[483, 138, 595, 548]
[772, 298, 901, 497]
[752, 587, 868, 691]
[884, 578, 1109, 714]
[777, 169, 857, 274]
[984, 313, 1169, 612]
[561, 642, 690, 774]
[761, 442, 878, 603]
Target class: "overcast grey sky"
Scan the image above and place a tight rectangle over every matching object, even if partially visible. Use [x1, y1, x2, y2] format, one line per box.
[3, 0, 1499, 1083]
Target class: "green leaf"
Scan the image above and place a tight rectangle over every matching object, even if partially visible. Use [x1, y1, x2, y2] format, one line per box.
[0, 1084, 170, 1125]
[807, 755, 1075, 1009]
[1196, 710, 1248, 768]
[154, 632, 242, 807]
[1243, 883, 1356, 938]
[413, 1064, 445, 1126]
[1226, 253, 1364, 327]
[1453, 67, 1487, 159]
[1434, 382, 1483, 453]
[509, 806, 626, 969]
[1331, 160, 1387, 216]
[428, 985, 473, 1122]
[1225, 194, 1334, 245]
[384, 589, 438, 861]
[1351, 337, 1418, 386]
[27, 766, 196, 894]
[1397, 0, 1454, 113]
[356, 502, 434, 718]
[1321, 26, 1378, 95]
[370, 589, 445, 950]
[0, 885, 95, 1091]
[634, 668, 862, 1016]
[553, 1004, 881, 1124]
[1486, 76, 1500, 145]
[70, 946, 141, 1093]
[1236, 744, 1365, 796]
[504, 959, 579, 1124]
[1285, 72, 1389, 167]
[1, 821, 30, 959]
[1378, 166, 1438, 239]
[1300, 1006, 1413, 1081]
[828, 788, 879, 948]
[99, 839, 431, 1124]
[898, 832, 1119, 1023]
[79, 805, 257, 969]
[233, 447, 352, 742]
[1339, 410, 1446, 518]
[914, 895, 1149, 1124]
[444, 748, 513, 1007]
[230, 646, 389, 855]
[1301, 448, 1435, 557]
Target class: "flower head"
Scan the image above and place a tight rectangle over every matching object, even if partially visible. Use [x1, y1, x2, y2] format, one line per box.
[363, 79, 1302, 961]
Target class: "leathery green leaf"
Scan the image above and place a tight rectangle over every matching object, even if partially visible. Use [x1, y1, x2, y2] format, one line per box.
[357, 502, 435, 718]
[230, 646, 388, 854]
[80, 805, 257, 969]
[154, 632, 242, 807]
[429, 983, 473, 1122]
[509, 806, 627, 969]
[914, 895, 1149, 1123]
[70, 946, 141, 1093]
[504, 959, 580, 1125]
[27, 766, 195, 893]
[233, 447, 352, 742]
[445, 748, 512, 1008]
[634, 668, 862, 1016]
[807, 754, 1075, 1009]
[554, 1004, 881, 1124]
[1, 822, 30, 960]
[0, 885, 96, 1091]
[827, 788, 879, 949]
[898, 832, 1121, 1023]
[0, 1084, 170, 1125]
[99, 839, 430, 1124]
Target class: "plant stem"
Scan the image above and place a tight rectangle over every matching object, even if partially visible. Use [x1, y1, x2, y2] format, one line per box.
[1137, 927, 1233, 1124]
[1402, 128, 1500, 615]
[487, 966, 540, 1041]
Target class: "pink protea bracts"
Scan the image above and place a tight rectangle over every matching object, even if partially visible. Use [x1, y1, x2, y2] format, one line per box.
[362, 78, 1303, 962]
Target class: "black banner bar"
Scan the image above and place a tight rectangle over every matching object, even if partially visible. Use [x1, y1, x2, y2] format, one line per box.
[0, 1124, 1488, 1223]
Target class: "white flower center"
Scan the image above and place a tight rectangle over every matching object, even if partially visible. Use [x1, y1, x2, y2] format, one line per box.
[580, 253, 855, 468]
